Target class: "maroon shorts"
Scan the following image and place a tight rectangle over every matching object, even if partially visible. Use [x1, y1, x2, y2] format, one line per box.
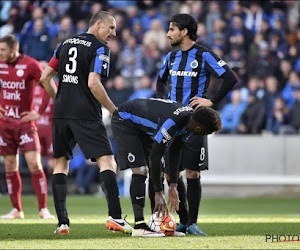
[37, 125, 53, 158]
[0, 122, 40, 155]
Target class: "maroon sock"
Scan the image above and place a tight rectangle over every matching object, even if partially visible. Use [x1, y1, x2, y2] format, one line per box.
[31, 170, 47, 210]
[6, 171, 22, 211]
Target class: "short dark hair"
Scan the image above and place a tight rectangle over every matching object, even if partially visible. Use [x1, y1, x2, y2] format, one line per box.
[89, 11, 113, 27]
[170, 14, 198, 41]
[0, 34, 19, 50]
[192, 107, 222, 134]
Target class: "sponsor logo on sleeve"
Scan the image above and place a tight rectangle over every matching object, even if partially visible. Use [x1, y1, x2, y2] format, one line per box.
[99, 54, 110, 63]
[217, 60, 226, 67]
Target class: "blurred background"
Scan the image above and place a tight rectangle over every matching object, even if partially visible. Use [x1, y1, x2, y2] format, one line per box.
[0, 0, 299, 198]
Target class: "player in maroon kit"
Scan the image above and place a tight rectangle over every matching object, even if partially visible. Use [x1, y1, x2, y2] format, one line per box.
[0, 34, 55, 219]
[33, 61, 55, 174]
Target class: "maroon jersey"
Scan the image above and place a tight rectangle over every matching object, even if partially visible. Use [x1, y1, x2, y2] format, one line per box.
[33, 84, 54, 127]
[0, 54, 42, 124]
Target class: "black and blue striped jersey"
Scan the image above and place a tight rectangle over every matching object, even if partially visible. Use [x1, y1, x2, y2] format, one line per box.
[157, 44, 233, 105]
[53, 33, 110, 120]
[116, 98, 193, 146]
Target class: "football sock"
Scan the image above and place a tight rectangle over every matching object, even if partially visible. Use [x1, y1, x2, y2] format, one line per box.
[99, 170, 122, 219]
[130, 174, 147, 223]
[6, 171, 22, 212]
[52, 173, 69, 226]
[187, 177, 201, 226]
[31, 169, 47, 210]
[148, 176, 155, 212]
[167, 176, 188, 225]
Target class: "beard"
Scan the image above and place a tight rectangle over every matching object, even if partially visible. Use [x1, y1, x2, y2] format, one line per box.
[171, 40, 181, 47]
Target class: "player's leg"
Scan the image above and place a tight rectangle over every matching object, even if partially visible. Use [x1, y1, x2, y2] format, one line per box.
[0, 124, 24, 219]
[182, 135, 208, 236]
[52, 156, 70, 234]
[1, 154, 24, 219]
[21, 123, 54, 219]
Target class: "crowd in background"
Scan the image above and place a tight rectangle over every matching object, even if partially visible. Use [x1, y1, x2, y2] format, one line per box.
[1, 0, 300, 135]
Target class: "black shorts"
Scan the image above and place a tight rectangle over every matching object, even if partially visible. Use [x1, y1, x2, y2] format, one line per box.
[180, 134, 208, 171]
[111, 113, 152, 170]
[52, 118, 113, 161]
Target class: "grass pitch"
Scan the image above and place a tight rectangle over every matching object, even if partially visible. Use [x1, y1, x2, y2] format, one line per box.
[0, 195, 299, 249]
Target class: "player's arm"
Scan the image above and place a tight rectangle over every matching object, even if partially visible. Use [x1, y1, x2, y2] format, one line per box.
[190, 52, 237, 110]
[40, 64, 58, 100]
[88, 72, 116, 115]
[156, 53, 170, 99]
[167, 137, 182, 213]
[149, 141, 168, 216]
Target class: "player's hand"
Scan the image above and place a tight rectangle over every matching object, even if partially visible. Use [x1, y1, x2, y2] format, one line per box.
[0, 106, 6, 119]
[21, 110, 41, 122]
[153, 192, 168, 217]
[189, 97, 213, 110]
[167, 184, 179, 213]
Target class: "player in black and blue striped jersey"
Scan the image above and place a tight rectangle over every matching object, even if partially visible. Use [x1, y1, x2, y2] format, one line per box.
[156, 13, 237, 235]
[111, 98, 222, 237]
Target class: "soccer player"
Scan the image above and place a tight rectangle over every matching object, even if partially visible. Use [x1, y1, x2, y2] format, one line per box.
[156, 14, 237, 235]
[0, 34, 54, 219]
[39, 11, 133, 235]
[111, 98, 222, 237]
[33, 61, 55, 174]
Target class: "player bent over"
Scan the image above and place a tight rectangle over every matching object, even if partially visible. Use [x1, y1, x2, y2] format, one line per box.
[111, 98, 222, 237]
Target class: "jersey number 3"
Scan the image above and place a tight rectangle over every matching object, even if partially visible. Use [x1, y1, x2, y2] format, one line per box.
[66, 47, 77, 74]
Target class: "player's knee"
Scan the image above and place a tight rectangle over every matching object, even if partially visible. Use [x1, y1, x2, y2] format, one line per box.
[132, 166, 148, 176]
[186, 169, 200, 179]
[27, 160, 43, 172]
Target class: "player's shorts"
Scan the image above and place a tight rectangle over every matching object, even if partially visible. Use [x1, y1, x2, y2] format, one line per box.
[0, 122, 40, 155]
[180, 134, 208, 171]
[52, 118, 113, 161]
[111, 112, 152, 170]
[37, 125, 53, 158]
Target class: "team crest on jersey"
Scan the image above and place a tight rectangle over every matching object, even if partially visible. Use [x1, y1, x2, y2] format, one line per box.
[99, 54, 110, 63]
[127, 153, 135, 163]
[16, 69, 24, 77]
[190, 60, 198, 69]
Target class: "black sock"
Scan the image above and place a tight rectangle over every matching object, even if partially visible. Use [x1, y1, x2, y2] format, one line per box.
[168, 176, 188, 225]
[187, 177, 201, 226]
[99, 170, 122, 219]
[130, 174, 147, 223]
[52, 173, 69, 226]
[148, 177, 155, 213]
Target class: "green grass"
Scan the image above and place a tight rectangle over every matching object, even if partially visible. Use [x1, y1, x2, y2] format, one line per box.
[0, 195, 300, 249]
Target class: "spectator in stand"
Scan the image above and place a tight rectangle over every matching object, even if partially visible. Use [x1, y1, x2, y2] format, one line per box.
[22, 18, 52, 62]
[50, 15, 76, 51]
[117, 34, 147, 88]
[139, 4, 166, 32]
[281, 88, 300, 134]
[240, 76, 265, 103]
[263, 76, 281, 132]
[281, 70, 300, 109]
[143, 19, 167, 51]
[205, 1, 222, 37]
[266, 96, 290, 134]
[107, 75, 132, 106]
[238, 93, 266, 134]
[107, 38, 122, 79]
[276, 59, 293, 90]
[220, 89, 247, 134]
[75, 19, 88, 34]
[196, 22, 209, 48]
[244, 2, 265, 35]
[129, 75, 154, 100]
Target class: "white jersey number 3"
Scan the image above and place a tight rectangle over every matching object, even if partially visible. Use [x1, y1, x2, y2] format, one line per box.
[65, 47, 77, 74]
